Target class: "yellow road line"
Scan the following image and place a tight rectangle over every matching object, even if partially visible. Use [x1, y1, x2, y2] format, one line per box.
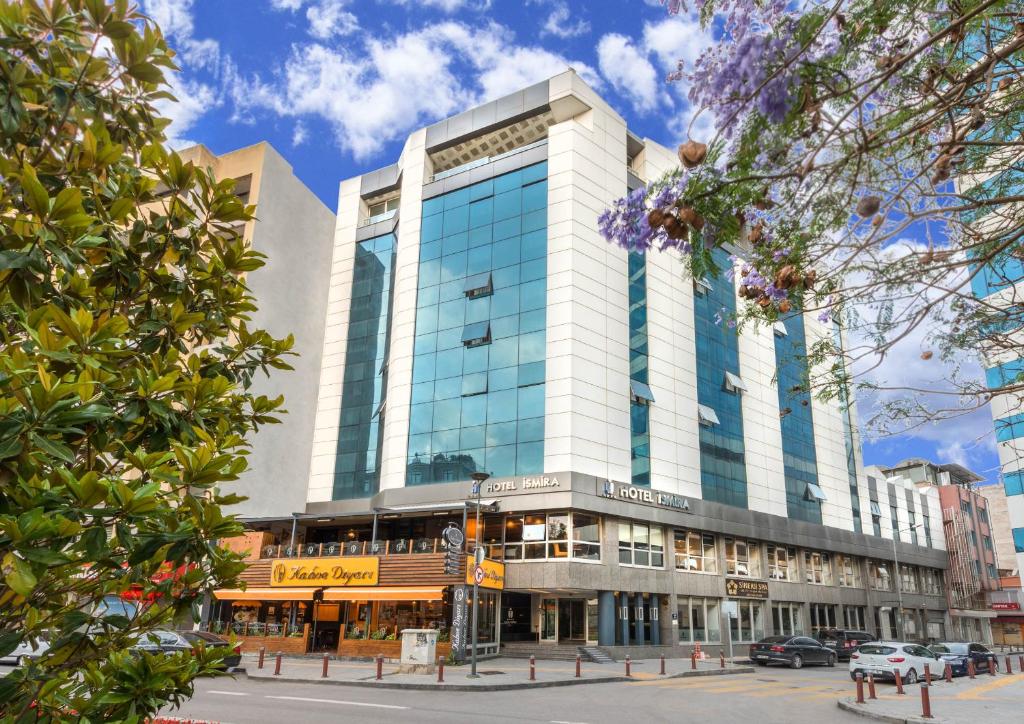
[952, 676, 1024, 700]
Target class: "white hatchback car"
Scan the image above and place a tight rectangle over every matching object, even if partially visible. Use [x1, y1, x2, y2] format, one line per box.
[849, 641, 941, 684]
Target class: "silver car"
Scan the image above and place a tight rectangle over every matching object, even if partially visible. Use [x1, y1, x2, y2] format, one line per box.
[0, 635, 50, 665]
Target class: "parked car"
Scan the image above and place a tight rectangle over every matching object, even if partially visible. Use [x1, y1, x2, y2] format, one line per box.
[130, 629, 191, 655]
[929, 642, 995, 676]
[0, 635, 50, 666]
[849, 641, 941, 683]
[178, 630, 242, 668]
[816, 629, 876, 661]
[750, 635, 837, 668]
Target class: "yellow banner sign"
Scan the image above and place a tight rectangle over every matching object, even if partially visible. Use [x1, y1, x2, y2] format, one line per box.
[270, 557, 379, 587]
[466, 558, 505, 590]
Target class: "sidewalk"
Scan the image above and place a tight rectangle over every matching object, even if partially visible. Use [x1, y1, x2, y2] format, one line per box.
[837, 669, 1024, 724]
[241, 653, 753, 691]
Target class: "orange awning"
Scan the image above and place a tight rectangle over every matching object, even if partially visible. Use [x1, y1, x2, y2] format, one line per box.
[213, 588, 318, 601]
[321, 586, 445, 602]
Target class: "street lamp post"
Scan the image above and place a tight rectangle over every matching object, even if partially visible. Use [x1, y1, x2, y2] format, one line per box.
[468, 472, 489, 679]
[891, 523, 923, 641]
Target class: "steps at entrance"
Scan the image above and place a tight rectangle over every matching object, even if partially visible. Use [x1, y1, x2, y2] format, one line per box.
[579, 646, 614, 664]
[500, 642, 586, 661]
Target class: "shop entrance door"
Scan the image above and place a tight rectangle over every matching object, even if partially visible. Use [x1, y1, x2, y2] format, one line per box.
[540, 599, 557, 641]
[558, 599, 587, 642]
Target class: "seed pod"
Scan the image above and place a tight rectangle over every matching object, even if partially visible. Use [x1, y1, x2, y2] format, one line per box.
[778, 299, 792, 314]
[780, 407, 792, 418]
[775, 265, 799, 290]
[738, 285, 750, 299]
[648, 208, 667, 228]
[678, 140, 708, 168]
[748, 222, 765, 245]
[872, 215, 883, 227]
[856, 196, 881, 217]
[921, 351, 933, 360]
[757, 296, 772, 308]
[804, 270, 817, 289]
[676, 205, 705, 231]
[662, 214, 688, 240]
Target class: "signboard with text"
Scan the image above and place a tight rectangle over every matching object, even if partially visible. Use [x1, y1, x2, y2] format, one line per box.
[725, 578, 769, 599]
[270, 556, 379, 587]
[450, 585, 468, 662]
[465, 558, 506, 590]
[992, 602, 1021, 611]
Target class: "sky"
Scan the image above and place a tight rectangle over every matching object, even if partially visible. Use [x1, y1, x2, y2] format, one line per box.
[142, 0, 1001, 485]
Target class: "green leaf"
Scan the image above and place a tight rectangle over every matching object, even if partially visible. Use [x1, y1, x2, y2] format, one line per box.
[126, 62, 163, 84]
[0, 631, 22, 659]
[5, 558, 37, 597]
[20, 162, 49, 217]
[49, 187, 82, 220]
[30, 434, 76, 463]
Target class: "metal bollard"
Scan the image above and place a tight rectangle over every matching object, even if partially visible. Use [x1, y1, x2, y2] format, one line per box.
[944, 663, 952, 683]
[967, 659, 975, 678]
[989, 656, 996, 676]
[273, 652, 282, 676]
[867, 673, 877, 700]
[1019, 654, 1023, 672]
[924, 663, 932, 687]
[720, 651, 725, 669]
[1005, 655, 1013, 674]
[660, 654, 666, 675]
[376, 654, 383, 681]
[690, 650, 697, 670]
[576, 654, 581, 678]
[258, 646, 266, 670]
[322, 654, 329, 679]
[530, 655, 536, 681]
[920, 682, 933, 719]
[894, 668, 904, 695]
[855, 673, 865, 704]
[626, 655, 632, 677]
[437, 656, 444, 683]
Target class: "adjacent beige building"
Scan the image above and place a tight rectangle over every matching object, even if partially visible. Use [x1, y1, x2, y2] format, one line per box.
[978, 484, 1017, 574]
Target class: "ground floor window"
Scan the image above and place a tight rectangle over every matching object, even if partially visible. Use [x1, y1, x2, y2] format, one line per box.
[809, 603, 836, 635]
[875, 607, 897, 639]
[902, 608, 918, 637]
[844, 606, 866, 631]
[771, 602, 803, 636]
[728, 599, 764, 643]
[677, 597, 722, 643]
[926, 617, 945, 642]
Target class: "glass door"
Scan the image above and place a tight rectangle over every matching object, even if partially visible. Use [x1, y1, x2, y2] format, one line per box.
[586, 600, 598, 644]
[540, 598, 557, 641]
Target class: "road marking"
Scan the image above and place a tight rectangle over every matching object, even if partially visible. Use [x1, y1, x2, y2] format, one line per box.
[551, 720, 590, 724]
[207, 690, 249, 696]
[265, 695, 408, 710]
[953, 676, 1022, 700]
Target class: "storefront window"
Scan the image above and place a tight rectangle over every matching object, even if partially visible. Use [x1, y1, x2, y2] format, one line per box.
[677, 597, 722, 643]
[870, 560, 891, 590]
[804, 551, 833, 585]
[725, 538, 761, 577]
[674, 531, 718, 573]
[766, 544, 796, 581]
[899, 564, 919, 593]
[728, 600, 764, 643]
[837, 555, 860, 587]
[503, 512, 601, 561]
[772, 602, 803, 635]
[844, 606, 866, 631]
[619, 522, 664, 568]
[809, 603, 836, 635]
[571, 513, 600, 560]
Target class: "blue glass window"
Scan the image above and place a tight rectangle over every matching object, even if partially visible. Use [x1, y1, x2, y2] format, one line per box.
[1015, 527, 1024, 554]
[995, 412, 1024, 442]
[408, 162, 548, 484]
[986, 359, 1024, 389]
[1004, 470, 1024, 497]
[628, 252, 652, 487]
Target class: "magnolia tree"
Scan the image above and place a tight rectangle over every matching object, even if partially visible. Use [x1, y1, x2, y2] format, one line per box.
[601, 0, 1024, 434]
[0, 1, 291, 720]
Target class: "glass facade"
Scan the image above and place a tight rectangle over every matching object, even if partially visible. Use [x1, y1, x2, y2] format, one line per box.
[774, 312, 822, 523]
[406, 162, 547, 484]
[628, 252, 651, 486]
[333, 233, 396, 499]
[833, 323, 863, 532]
[694, 249, 748, 508]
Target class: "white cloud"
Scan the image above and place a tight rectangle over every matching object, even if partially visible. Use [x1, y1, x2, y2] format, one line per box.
[229, 21, 597, 159]
[292, 121, 308, 147]
[642, 13, 712, 74]
[306, 0, 359, 39]
[532, 1, 590, 39]
[156, 73, 218, 149]
[597, 34, 662, 116]
[142, 0, 195, 40]
[390, 0, 491, 12]
[270, 0, 306, 9]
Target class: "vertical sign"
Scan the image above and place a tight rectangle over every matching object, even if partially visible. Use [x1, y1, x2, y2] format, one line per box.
[450, 585, 468, 662]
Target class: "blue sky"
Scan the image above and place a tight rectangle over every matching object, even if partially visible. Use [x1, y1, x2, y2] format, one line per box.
[143, 0, 1001, 484]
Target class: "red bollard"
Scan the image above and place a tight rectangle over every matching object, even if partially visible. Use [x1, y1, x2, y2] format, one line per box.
[258, 646, 266, 670]
[660, 654, 666, 675]
[920, 682, 933, 719]
[924, 663, 932, 687]
[989, 656, 996, 676]
[855, 672, 865, 704]
[867, 673, 877, 700]
[273, 652, 282, 676]
[967, 659, 975, 678]
[894, 668, 904, 695]
[376, 654, 383, 681]
[529, 655, 536, 681]
[944, 663, 952, 683]
[437, 656, 444, 683]
[626, 655, 632, 677]
[690, 650, 697, 670]
[1018, 654, 1024, 672]
[1005, 655, 1013, 674]
[576, 654, 581, 678]
[322, 654, 329, 679]
[720, 651, 725, 669]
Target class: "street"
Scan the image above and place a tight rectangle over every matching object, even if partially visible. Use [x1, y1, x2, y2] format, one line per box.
[161, 665, 866, 724]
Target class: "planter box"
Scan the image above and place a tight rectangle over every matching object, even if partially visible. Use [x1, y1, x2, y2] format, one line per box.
[233, 624, 310, 655]
[337, 638, 452, 660]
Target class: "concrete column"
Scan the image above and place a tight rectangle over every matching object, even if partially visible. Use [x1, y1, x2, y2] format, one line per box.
[598, 591, 616, 646]
[634, 592, 645, 645]
[650, 594, 661, 645]
[620, 592, 630, 646]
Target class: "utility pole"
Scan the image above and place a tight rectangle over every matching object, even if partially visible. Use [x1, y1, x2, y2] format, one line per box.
[468, 471, 489, 679]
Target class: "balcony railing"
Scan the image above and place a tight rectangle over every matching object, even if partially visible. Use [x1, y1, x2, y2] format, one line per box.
[260, 538, 503, 560]
[360, 208, 397, 227]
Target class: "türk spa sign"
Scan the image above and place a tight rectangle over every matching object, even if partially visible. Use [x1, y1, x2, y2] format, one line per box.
[600, 481, 691, 512]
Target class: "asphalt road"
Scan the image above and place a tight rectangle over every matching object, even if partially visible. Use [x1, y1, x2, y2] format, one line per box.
[160, 663, 868, 724]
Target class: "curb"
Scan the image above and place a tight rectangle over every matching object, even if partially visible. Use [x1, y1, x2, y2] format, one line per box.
[242, 665, 752, 692]
[837, 697, 951, 724]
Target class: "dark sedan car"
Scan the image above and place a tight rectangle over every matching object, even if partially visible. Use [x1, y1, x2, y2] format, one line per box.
[930, 642, 995, 676]
[816, 629, 876, 661]
[178, 630, 242, 668]
[750, 635, 837, 668]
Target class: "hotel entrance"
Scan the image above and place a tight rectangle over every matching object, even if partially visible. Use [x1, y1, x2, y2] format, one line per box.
[538, 597, 597, 644]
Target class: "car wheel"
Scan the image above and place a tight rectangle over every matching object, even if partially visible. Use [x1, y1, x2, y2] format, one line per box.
[850, 671, 860, 681]
[756, 660, 768, 666]
[827, 654, 836, 667]
[905, 668, 918, 685]
[790, 654, 803, 669]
